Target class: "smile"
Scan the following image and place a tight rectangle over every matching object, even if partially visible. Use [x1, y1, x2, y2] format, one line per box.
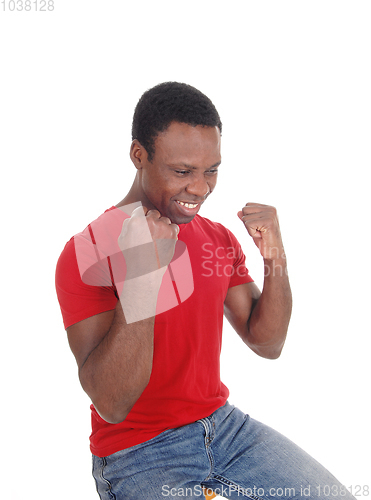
[176, 201, 199, 209]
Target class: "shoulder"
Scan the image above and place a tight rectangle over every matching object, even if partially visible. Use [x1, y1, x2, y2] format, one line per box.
[55, 236, 78, 283]
[57, 206, 127, 262]
[55, 207, 125, 329]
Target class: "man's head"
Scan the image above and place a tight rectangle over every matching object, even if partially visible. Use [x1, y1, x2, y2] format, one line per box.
[129, 83, 222, 224]
[132, 82, 222, 162]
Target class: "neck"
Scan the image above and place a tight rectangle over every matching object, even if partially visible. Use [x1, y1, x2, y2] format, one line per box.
[115, 172, 154, 211]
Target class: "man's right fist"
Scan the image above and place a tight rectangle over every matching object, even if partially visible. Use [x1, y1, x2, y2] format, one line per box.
[118, 206, 179, 280]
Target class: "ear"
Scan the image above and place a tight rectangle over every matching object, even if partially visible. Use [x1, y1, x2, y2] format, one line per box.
[130, 140, 148, 170]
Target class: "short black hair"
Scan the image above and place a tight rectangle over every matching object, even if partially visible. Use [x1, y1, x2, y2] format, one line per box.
[132, 82, 222, 161]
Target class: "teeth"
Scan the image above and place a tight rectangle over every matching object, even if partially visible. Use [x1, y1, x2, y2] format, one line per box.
[177, 201, 198, 209]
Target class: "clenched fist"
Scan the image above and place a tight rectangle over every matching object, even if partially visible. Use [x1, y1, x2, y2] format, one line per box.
[118, 206, 179, 280]
[238, 203, 285, 261]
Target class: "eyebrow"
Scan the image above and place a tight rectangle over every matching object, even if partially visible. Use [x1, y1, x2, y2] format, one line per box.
[168, 161, 221, 170]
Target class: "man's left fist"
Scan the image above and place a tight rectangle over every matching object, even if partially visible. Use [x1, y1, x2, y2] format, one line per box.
[238, 203, 285, 261]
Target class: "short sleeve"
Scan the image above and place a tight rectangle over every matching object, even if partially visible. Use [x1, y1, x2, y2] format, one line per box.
[55, 237, 118, 329]
[226, 229, 254, 288]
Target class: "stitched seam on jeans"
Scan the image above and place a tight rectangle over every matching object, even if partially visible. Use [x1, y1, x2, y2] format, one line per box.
[210, 416, 216, 442]
[198, 418, 215, 481]
[100, 457, 116, 500]
[212, 474, 265, 500]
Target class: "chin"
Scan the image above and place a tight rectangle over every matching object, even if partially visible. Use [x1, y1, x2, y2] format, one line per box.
[175, 215, 196, 225]
[169, 212, 197, 225]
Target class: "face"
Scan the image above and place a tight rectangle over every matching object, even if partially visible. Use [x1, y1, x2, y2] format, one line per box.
[131, 122, 222, 224]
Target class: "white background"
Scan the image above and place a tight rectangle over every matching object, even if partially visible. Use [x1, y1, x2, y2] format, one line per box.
[1, 1, 370, 498]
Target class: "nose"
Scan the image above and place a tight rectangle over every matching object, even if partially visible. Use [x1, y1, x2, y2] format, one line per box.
[185, 176, 210, 199]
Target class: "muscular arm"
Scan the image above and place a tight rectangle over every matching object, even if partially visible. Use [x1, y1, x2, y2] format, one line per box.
[224, 203, 292, 359]
[67, 299, 156, 424]
[224, 258, 292, 359]
[67, 207, 178, 424]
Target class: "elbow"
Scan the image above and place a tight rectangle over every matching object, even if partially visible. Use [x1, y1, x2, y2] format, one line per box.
[94, 404, 132, 425]
[252, 344, 283, 360]
[79, 375, 150, 425]
[89, 393, 140, 424]
[244, 323, 287, 360]
[90, 389, 148, 424]
[246, 337, 286, 360]
[263, 346, 283, 360]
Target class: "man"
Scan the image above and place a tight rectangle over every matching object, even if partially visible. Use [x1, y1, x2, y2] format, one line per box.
[56, 82, 354, 499]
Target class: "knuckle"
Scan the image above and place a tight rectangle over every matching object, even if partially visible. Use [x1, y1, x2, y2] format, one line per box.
[159, 216, 171, 225]
[146, 209, 160, 218]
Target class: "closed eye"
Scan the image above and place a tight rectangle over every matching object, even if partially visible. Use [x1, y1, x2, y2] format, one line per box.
[175, 169, 218, 176]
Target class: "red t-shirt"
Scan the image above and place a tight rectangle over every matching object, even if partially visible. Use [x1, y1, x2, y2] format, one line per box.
[55, 207, 253, 457]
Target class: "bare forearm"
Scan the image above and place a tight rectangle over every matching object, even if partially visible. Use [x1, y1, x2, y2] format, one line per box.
[247, 258, 292, 359]
[79, 301, 155, 424]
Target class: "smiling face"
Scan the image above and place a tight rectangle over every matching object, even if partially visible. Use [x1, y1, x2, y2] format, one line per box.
[130, 122, 222, 224]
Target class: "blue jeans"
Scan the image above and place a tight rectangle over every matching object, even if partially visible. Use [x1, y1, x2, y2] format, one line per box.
[92, 402, 355, 499]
